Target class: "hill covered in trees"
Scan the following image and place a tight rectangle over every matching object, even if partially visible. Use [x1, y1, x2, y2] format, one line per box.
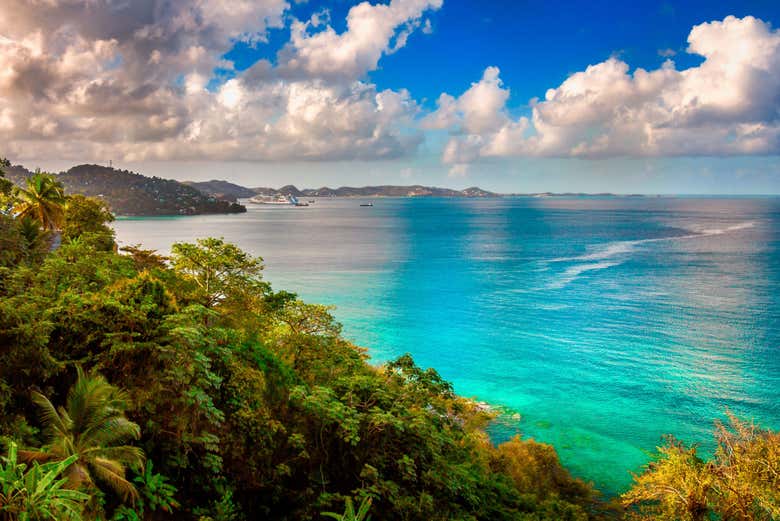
[5, 163, 245, 216]
[0, 164, 778, 521]
[253, 184, 499, 198]
[185, 181, 499, 199]
[183, 180, 257, 202]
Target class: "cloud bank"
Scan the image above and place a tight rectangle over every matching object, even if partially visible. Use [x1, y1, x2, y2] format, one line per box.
[427, 15, 780, 165]
[0, 0, 439, 162]
[0, 5, 778, 167]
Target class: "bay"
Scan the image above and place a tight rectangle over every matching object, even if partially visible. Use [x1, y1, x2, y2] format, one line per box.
[113, 196, 780, 493]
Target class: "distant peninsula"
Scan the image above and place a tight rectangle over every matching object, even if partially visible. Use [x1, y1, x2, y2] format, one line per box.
[6, 164, 246, 216]
[185, 181, 500, 199]
[185, 180, 645, 200]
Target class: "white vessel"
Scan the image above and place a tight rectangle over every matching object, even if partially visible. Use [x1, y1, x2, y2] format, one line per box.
[250, 194, 296, 205]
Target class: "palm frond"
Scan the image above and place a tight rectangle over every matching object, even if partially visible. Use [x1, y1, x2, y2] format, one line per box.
[89, 458, 139, 502]
[83, 446, 144, 470]
[31, 391, 69, 438]
[82, 418, 141, 448]
[63, 462, 92, 490]
[28, 369, 145, 505]
[17, 450, 56, 464]
[12, 172, 66, 230]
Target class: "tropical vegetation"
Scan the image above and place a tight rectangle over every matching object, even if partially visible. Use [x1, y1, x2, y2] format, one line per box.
[26, 368, 144, 503]
[0, 156, 777, 520]
[12, 171, 66, 231]
[622, 414, 780, 521]
[4, 163, 246, 217]
[0, 442, 89, 521]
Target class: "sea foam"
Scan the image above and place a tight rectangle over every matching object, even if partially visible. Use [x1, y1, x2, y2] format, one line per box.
[546, 221, 755, 288]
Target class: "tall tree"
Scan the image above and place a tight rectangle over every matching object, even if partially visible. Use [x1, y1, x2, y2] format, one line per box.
[27, 369, 144, 502]
[171, 237, 267, 308]
[13, 172, 66, 231]
[62, 194, 115, 251]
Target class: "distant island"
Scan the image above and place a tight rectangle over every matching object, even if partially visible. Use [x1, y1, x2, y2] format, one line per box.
[505, 192, 647, 198]
[5, 163, 246, 216]
[185, 180, 647, 200]
[184, 181, 500, 199]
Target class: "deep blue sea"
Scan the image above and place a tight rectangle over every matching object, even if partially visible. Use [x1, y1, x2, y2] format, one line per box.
[113, 196, 780, 494]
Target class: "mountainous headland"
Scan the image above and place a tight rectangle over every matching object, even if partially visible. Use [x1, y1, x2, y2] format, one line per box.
[185, 180, 647, 200]
[5, 163, 246, 216]
[185, 182, 500, 199]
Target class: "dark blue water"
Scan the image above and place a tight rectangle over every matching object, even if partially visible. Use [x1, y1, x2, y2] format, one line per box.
[113, 196, 780, 493]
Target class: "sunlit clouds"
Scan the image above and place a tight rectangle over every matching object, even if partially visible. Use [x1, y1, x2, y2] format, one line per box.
[427, 16, 780, 168]
[0, 0, 437, 162]
[0, 2, 778, 176]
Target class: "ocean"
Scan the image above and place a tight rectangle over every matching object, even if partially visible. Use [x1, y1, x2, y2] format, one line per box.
[112, 196, 780, 494]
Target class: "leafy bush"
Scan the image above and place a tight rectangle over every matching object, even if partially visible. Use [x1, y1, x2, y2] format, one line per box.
[0, 442, 89, 520]
[622, 414, 780, 520]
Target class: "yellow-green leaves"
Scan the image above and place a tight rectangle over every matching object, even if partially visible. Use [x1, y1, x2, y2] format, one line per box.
[62, 194, 115, 251]
[0, 442, 89, 521]
[13, 172, 66, 232]
[622, 416, 780, 521]
[28, 369, 144, 503]
[171, 237, 266, 309]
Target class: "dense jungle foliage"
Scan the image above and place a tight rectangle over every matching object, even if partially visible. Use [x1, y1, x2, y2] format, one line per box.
[3, 162, 245, 217]
[0, 162, 777, 521]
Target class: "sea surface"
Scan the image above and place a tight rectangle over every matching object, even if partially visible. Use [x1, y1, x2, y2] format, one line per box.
[113, 196, 780, 494]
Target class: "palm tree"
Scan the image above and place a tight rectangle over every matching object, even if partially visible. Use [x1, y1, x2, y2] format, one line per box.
[13, 171, 66, 231]
[17, 216, 48, 252]
[27, 368, 145, 502]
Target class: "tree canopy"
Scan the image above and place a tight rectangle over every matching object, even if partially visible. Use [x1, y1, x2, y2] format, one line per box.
[62, 195, 115, 251]
[0, 158, 13, 211]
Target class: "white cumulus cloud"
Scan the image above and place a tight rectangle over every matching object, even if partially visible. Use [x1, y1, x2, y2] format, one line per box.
[278, 0, 442, 80]
[0, 0, 431, 163]
[427, 15, 780, 163]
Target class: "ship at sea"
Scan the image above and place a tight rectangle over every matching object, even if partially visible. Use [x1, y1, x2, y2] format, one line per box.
[249, 194, 308, 206]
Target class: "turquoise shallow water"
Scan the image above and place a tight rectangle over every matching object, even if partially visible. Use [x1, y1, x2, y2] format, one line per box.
[113, 196, 780, 494]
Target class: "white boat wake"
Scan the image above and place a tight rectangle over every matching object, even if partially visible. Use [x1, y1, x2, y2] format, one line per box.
[545, 221, 755, 288]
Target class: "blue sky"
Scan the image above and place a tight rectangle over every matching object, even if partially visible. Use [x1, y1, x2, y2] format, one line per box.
[365, 0, 778, 109]
[229, 0, 780, 108]
[3, 0, 780, 193]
